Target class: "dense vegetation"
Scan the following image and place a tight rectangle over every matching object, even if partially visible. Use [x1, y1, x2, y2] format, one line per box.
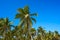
[0, 6, 60, 40]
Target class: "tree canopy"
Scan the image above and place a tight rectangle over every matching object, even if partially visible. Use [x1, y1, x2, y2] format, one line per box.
[0, 6, 60, 40]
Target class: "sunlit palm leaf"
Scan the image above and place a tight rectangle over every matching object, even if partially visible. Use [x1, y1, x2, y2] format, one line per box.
[18, 8, 25, 14]
[24, 6, 29, 14]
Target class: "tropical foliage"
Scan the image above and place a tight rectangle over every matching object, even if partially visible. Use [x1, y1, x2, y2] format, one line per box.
[0, 6, 60, 40]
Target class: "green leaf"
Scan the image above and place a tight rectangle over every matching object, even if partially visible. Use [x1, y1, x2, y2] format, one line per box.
[15, 14, 24, 19]
[30, 13, 38, 16]
[31, 17, 36, 23]
[15, 14, 20, 19]
[18, 8, 25, 14]
[24, 6, 29, 14]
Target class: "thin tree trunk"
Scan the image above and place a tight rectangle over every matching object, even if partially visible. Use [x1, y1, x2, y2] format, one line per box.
[3, 31, 6, 40]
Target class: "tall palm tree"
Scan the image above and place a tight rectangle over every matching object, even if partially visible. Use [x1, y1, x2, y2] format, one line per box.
[15, 6, 37, 28]
[15, 6, 37, 40]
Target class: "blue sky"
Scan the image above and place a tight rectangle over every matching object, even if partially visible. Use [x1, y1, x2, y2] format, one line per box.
[0, 0, 60, 33]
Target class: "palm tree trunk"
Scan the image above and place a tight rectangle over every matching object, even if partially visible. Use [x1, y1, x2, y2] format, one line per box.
[27, 18, 31, 40]
[3, 30, 6, 40]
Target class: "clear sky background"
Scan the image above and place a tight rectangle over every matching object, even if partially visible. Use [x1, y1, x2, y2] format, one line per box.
[0, 0, 60, 33]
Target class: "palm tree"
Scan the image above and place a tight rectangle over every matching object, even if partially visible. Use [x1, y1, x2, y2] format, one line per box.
[38, 26, 46, 40]
[0, 18, 13, 40]
[53, 31, 59, 40]
[30, 28, 36, 40]
[0, 18, 4, 40]
[46, 31, 53, 40]
[15, 6, 37, 40]
[11, 26, 20, 40]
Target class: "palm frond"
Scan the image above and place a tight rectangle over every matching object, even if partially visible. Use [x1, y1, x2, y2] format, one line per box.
[30, 13, 38, 16]
[18, 18, 25, 27]
[5, 18, 9, 25]
[31, 17, 36, 23]
[18, 8, 25, 14]
[15, 13, 24, 19]
[31, 28, 36, 32]
[24, 6, 29, 14]
[15, 14, 20, 19]
[20, 21, 25, 27]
